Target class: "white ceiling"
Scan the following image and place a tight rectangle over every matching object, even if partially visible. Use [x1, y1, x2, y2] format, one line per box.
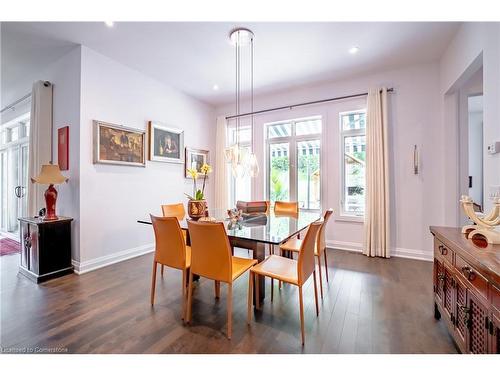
[1, 22, 460, 107]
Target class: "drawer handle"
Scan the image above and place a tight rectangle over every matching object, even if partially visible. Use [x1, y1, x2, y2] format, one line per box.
[439, 245, 448, 256]
[457, 304, 471, 327]
[461, 266, 476, 281]
[23, 235, 31, 250]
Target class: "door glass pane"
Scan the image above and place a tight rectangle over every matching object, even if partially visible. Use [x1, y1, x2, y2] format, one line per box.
[341, 111, 366, 131]
[296, 118, 322, 136]
[7, 147, 20, 233]
[20, 145, 29, 217]
[344, 135, 366, 215]
[0, 151, 7, 230]
[268, 123, 292, 139]
[269, 143, 289, 203]
[297, 140, 320, 210]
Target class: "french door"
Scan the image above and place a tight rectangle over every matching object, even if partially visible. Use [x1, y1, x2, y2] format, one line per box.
[266, 117, 322, 211]
[0, 124, 29, 238]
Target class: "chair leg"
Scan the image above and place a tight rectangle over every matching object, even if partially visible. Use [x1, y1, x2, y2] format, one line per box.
[324, 249, 329, 282]
[181, 269, 187, 321]
[161, 264, 164, 276]
[227, 283, 233, 339]
[186, 271, 194, 323]
[150, 261, 157, 306]
[312, 270, 319, 316]
[215, 280, 220, 299]
[316, 254, 324, 299]
[271, 278, 274, 302]
[298, 285, 305, 345]
[247, 271, 254, 324]
[255, 273, 260, 310]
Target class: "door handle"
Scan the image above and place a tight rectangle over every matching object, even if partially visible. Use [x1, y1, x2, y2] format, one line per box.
[14, 186, 21, 198]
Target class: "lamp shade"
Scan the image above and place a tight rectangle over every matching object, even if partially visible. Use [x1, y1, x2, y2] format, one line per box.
[31, 164, 68, 185]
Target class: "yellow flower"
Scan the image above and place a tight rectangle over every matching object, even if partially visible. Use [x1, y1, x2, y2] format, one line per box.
[186, 168, 198, 180]
[200, 163, 212, 174]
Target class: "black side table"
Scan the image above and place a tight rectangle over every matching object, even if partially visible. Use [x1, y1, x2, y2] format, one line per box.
[18, 216, 73, 283]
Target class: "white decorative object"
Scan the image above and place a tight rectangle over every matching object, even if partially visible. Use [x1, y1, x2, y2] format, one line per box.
[460, 195, 500, 244]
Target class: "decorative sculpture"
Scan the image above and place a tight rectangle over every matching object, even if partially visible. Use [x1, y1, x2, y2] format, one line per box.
[460, 195, 500, 244]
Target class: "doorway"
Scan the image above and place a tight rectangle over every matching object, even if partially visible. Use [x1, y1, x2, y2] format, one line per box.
[0, 112, 30, 241]
[468, 95, 483, 212]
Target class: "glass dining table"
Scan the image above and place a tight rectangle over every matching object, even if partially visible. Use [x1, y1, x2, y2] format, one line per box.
[138, 208, 321, 303]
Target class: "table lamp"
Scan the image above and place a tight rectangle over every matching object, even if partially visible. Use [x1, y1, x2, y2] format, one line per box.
[31, 164, 68, 221]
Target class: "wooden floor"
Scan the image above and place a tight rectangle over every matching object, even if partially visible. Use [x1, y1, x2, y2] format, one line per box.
[0, 249, 457, 354]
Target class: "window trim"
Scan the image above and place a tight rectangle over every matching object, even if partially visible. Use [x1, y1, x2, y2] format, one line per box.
[339, 109, 366, 219]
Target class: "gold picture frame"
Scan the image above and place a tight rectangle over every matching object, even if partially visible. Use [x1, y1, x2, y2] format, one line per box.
[93, 120, 146, 167]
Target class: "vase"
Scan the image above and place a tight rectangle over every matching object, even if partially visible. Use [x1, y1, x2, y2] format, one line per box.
[187, 199, 207, 220]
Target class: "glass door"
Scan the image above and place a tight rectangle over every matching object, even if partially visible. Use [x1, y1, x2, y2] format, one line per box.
[266, 117, 322, 211]
[0, 115, 29, 238]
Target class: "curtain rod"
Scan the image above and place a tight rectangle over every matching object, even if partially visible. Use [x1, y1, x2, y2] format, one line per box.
[225, 87, 394, 120]
[0, 93, 32, 114]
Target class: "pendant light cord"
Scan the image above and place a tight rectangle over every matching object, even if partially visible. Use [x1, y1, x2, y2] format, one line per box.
[251, 35, 254, 153]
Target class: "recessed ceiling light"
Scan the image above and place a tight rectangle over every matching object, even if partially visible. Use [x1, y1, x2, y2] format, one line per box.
[104, 21, 114, 28]
[212, 84, 219, 91]
[349, 46, 360, 55]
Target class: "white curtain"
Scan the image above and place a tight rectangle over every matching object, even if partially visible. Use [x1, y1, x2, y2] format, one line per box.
[28, 81, 53, 216]
[214, 116, 228, 209]
[363, 87, 390, 258]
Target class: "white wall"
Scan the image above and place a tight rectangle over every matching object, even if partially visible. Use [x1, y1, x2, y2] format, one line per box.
[216, 62, 443, 260]
[76, 46, 215, 271]
[440, 23, 500, 218]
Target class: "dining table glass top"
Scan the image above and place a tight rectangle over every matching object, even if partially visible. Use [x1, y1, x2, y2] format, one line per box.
[138, 208, 322, 245]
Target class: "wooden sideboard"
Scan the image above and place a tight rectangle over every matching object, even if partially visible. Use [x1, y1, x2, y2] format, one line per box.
[430, 226, 499, 354]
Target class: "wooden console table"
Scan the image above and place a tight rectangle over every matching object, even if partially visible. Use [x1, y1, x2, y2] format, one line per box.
[430, 226, 499, 354]
[18, 217, 73, 283]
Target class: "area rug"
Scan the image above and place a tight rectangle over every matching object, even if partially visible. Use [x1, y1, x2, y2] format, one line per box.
[0, 238, 21, 256]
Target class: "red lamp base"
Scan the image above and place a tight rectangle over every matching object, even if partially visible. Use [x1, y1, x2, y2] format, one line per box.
[44, 184, 59, 221]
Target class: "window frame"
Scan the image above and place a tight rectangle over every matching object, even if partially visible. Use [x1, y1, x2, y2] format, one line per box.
[340, 109, 366, 219]
[265, 116, 322, 212]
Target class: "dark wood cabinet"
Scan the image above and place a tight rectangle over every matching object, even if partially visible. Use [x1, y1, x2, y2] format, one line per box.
[18, 217, 73, 283]
[431, 226, 499, 354]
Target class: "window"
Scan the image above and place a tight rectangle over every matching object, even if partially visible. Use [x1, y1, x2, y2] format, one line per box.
[226, 124, 251, 207]
[266, 116, 321, 210]
[340, 110, 366, 217]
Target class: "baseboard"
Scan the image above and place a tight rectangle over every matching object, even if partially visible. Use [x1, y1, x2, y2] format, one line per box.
[326, 240, 432, 262]
[72, 243, 154, 274]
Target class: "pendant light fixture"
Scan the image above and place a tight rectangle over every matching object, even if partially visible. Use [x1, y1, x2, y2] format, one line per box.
[225, 27, 259, 178]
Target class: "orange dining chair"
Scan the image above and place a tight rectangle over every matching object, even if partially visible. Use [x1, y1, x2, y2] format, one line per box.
[186, 220, 257, 339]
[161, 203, 187, 275]
[274, 201, 299, 216]
[161, 203, 186, 221]
[248, 220, 322, 345]
[150, 215, 191, 320]
[279, 209, 333, 299]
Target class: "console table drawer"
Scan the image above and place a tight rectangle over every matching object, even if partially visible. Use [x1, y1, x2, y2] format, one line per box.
[434, 239, 453, 265]
[455, 254, 489, 300]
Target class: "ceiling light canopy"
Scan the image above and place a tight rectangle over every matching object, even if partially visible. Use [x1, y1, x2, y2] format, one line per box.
[349, 46, 360, 54]
[229, 28, 254, 46]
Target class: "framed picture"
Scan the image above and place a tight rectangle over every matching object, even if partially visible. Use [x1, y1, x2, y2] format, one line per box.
[185, 148, 210, 178]
[58, 126, 69, 170]
[148, 121, 184, 163]
[93, 120, 146, 167]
